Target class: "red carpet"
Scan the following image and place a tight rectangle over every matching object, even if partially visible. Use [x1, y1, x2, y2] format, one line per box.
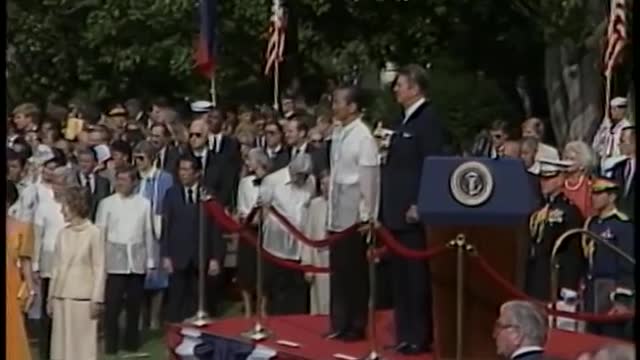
[167, 311, 626, 359]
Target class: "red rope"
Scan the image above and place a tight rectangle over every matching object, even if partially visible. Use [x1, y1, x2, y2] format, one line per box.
[470, 253, 635, 323]
[376, 226, 451, 260]
[267, 205, 358, 248]
[204, 201, 329, 273]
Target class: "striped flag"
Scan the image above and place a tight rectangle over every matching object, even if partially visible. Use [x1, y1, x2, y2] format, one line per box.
[264, 0, 286, 76]
[195, 0, 218, 78]
[603, 0, 627, 75]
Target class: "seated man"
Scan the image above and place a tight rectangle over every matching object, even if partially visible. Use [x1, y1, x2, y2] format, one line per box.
[493, 300, 548, 360]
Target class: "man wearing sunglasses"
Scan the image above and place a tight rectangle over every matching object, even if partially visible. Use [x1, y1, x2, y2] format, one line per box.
[132, 141, 174, 330]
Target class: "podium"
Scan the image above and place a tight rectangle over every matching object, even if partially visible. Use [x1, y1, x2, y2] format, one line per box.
[417, 157, 538, 360]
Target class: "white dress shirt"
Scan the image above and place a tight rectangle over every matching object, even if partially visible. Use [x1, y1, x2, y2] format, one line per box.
[208, 133, 223, 153]
[33, 192, 67, 277]
[328, 117, 380, 231]
[192, 149, 209, 171]
[259, 167, 315, 260]
[79, 172, 96, 193]
[266, 145, 283, 159]
[95, 192, 155, 274]
[184, 184, 199, 204]
[402, 97, 426, 124]
[237, 175, 259, 218]
[291, 143, 308, 158]
[511, 346, 544, 359]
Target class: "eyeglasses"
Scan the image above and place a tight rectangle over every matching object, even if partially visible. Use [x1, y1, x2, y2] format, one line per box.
[134, 155, 146, 162]
[189, 132, 203, 138]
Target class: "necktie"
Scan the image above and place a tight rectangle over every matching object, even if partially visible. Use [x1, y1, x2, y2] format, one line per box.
[157, 152, 164, 169]
[211, 137, 218, 153]
[83, 175, 92, 193]
[187, 188, 195, 204]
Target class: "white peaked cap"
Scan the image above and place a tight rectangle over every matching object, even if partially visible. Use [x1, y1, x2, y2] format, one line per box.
[610, 97, 628, 107]
[190, 100, 214, 113]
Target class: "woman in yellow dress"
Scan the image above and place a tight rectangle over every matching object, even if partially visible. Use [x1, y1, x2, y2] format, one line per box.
[6, 180, 35, 360]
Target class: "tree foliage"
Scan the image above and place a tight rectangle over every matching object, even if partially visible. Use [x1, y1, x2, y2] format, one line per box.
[9, 0, 571, 145]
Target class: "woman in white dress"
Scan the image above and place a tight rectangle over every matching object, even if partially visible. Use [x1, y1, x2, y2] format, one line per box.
[301, 171, 331, 315]
[236, 148, 272, 317]
[48, 186, 105, 360]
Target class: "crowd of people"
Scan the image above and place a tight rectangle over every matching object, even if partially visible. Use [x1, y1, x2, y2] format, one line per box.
[5, 63, 635, 360]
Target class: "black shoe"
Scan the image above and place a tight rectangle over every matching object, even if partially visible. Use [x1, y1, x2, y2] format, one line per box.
[384, 342, 409, 351]
[398, 344, 429, 355]
[323, 330, 346, 340]
[341, 331, 365, 342]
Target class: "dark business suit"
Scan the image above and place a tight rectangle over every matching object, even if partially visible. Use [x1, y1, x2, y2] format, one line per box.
[76, 172, 111, 221]
[380, 100, 448, 349]
[266, 146, 291, 171]
[609, 158, 636, 221]
[156, 145, 182, 179]
[160, 184, 225, 322]
[291, 143, 329, 178]
[202, 135, 242, 208]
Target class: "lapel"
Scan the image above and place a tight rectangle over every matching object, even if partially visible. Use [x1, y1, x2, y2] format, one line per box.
[401, 101, 428, 128]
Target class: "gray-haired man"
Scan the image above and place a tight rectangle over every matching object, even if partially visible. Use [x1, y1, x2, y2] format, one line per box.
[493, 300, 548, 360]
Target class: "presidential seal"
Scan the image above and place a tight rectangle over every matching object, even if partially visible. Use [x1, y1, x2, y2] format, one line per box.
[449, 161, 494, 207]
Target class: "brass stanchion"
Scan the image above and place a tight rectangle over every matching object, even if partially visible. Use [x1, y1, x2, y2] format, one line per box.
[453, 234, 466, 360]
[242, 207, 271, 341]
[188, 189, 213, 327]
[548, 228, 636, 329]
[362, 221, 384, 360]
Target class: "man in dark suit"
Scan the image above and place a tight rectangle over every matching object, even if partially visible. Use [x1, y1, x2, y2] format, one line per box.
[284, 117, 328, 177]
[75, 147, 111, 221]
[607, 126, 635, 220]
[264, 121, 290, 171]
[160, 154, 225, 322]
[379, 64, 448, 355]
[206, 111, 242, 209]
[494, 300, 548, 360]
[150, 123, 182, 178]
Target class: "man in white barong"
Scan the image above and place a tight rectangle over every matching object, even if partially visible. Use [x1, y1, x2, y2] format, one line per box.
[95, 166, 155, 357]
[325, 85, 380, 342]
[258, 153, 316, 315]
[302, 172, 332, 315]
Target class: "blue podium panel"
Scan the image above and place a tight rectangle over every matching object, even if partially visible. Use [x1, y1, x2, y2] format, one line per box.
[417, 156, 538, 226]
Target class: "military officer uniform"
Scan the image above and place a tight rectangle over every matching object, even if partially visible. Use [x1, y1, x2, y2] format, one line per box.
[583, 178, 634, 340]
[526, 161, 585, 301]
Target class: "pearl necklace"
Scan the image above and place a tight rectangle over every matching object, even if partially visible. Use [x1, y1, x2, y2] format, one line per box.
[564, 174, 585, 191]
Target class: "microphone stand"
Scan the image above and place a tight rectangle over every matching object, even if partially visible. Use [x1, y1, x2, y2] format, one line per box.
[188, 187, 213, 327]
[242, 206, 271, 341]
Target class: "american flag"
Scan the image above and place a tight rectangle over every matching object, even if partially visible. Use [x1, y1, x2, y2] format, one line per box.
[264, 0, 286, 76]
[603, 0, 627, 75]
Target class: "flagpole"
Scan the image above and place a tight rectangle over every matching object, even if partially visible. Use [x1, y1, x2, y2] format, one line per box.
[210, 71, 217, 107]
[605, 70, 612, 119]
[273, 62, 280, 111]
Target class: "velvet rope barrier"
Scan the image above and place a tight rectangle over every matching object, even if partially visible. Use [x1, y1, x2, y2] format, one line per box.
[375, 226, 451, 260]
[204, 201, 329, 273]
[470, 252, 635, 323]
[267, 206, 359, 248]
